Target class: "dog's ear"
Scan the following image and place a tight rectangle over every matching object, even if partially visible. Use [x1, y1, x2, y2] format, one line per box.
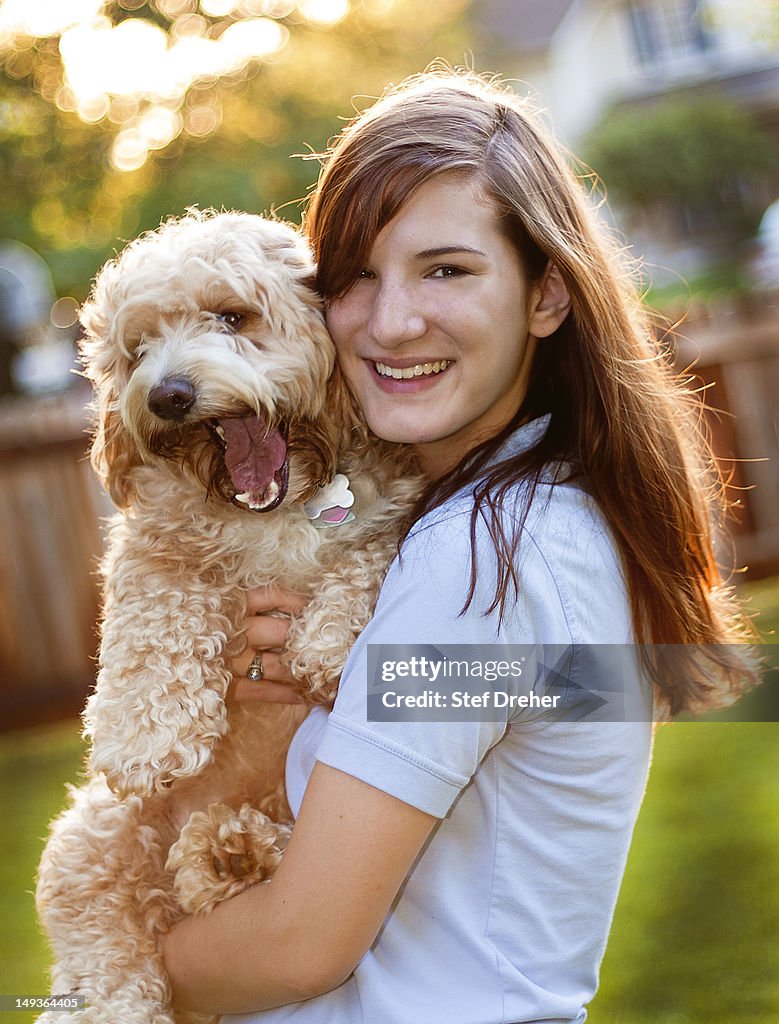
[79, 278, 144, 509]
[291, 367, 364, 498]
[295, 413, 339, 493]
[326, 365, 371, 455]
[89, 384, 143, 509]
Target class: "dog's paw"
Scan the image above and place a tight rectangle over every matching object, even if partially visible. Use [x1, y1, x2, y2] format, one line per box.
[284, 617, 348, 706]
[92, 736, 224, 799]
[289, 660, 339, 707]
[167, 803, 291, 915]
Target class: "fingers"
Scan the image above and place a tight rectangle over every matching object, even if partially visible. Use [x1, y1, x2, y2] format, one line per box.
[243, 615, 290, 650]
[229, 650, 304, 706]
[231, 649, 294, 683]
[246, 585, 309, 617]
[229, 586, 310, 705]
[229, 677, 304, 705]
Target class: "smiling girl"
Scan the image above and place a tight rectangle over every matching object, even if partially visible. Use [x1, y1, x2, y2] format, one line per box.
[163, 70, 755, 1024]
[323, 169, 563, 475]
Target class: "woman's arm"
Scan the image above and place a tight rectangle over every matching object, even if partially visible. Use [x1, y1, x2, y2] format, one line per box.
[163, 761, 436, 1013]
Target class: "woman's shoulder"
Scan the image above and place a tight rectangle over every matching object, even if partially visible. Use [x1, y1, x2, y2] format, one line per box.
[408, 416, 595, 530]
[403, 463, 631, 646]
[409, 460, 603, 549]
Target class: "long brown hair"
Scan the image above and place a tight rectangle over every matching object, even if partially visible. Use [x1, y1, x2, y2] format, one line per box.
[305, 69, 757, 715]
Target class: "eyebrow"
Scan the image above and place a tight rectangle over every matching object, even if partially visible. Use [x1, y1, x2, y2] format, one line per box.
[413, 245, 486, 260]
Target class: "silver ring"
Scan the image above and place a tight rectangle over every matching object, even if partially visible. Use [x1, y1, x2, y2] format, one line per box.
[247, 652, 265, 682]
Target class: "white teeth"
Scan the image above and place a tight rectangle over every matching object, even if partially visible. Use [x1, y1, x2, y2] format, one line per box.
[235, 480, 279, 510]
[375, 359, 450, 380]
[215, 425, 226, 440]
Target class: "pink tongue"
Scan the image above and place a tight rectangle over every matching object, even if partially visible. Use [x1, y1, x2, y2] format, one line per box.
[219, 416, 286, 492]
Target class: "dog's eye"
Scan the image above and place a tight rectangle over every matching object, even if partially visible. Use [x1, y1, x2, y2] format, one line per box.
[216, 312, 244, 333]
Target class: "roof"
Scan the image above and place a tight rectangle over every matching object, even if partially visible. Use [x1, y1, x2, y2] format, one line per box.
[473, 0, 578, 54]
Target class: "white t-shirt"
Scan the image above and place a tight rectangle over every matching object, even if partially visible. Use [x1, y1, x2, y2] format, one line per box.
[227, 418, 654, 1024]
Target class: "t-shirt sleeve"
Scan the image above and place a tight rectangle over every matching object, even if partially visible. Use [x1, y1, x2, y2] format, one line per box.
[314, 504, 574, 817]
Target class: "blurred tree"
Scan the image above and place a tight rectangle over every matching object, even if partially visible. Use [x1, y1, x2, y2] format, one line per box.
[0, 0, 473, 298]
[581, 97, 778, 247]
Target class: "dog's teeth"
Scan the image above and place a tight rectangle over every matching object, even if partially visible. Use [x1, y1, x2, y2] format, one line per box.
[237, 479, 280, 510]
[215, 425, 226, 440]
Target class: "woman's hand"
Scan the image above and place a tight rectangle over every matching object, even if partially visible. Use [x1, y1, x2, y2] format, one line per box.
[229, 585, 309, 705]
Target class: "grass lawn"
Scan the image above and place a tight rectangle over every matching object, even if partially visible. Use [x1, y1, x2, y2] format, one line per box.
[1, 579, 777, 1024]
[589, 721, 779, 1024]
[589, 575, 779, 1024]
[0, 722, 86, 1024]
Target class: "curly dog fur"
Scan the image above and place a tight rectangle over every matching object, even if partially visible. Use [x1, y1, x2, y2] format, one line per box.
[35, 210, 421, 1024]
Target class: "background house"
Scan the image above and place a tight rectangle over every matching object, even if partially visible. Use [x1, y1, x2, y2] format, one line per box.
[475, 0, 779, 578]
[477, 0, 779, 146]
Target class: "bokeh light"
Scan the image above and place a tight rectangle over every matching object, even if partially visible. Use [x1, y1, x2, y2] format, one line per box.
[184, 102, 222, 137]
[139, 106, 184, 149]
[50, 296, 80, 328]
[0, 0, 340, 170]
[110, 130, 149, 172]
[0, 0, 476, 303]
[0, 0, 104, 43]
[298, 0, 349, 25]
[200, 0, 242, 15]
[57, 13, 289, 109]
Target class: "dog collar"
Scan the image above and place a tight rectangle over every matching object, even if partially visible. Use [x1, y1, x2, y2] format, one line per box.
[303, 473, 355, 529]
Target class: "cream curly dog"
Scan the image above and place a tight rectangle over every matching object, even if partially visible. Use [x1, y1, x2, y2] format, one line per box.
[35, 210, 420, 1024]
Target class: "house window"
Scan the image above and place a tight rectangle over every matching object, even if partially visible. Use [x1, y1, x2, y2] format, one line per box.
[629, 0, 710, 66]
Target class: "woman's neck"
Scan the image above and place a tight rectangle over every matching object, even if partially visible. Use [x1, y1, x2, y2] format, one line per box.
[412, 413, 533, 481]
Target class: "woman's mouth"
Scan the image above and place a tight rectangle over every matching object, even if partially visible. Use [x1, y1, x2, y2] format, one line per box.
[373, 359, 451, 380]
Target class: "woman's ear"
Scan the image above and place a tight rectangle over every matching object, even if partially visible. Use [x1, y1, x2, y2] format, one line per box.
[528, 262, 571, 338]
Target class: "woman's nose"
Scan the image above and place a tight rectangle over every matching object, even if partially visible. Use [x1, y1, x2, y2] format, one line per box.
[367, 282, 426, 349]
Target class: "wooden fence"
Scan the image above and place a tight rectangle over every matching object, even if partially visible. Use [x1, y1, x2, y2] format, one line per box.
[674, 299, 779, 578]
[0, 387, 111, 730]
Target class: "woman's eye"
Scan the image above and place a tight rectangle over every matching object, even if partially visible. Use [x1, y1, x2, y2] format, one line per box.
[429, 265, 467, 279]
[357, 269, 375, 280]
[216, 311, 244, 332]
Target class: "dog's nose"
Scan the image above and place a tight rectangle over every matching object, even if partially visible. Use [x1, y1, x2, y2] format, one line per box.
[147, 376, 197, 420]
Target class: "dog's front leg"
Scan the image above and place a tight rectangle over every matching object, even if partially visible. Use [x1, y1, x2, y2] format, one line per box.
[83, 523, 244, 798]
[36, 777, 207, 1024]
[167, 802, 292, 915]
[285, 537, 398, 703]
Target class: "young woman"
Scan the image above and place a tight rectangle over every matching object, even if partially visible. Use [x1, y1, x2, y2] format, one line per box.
[163, 70, 754, 1023]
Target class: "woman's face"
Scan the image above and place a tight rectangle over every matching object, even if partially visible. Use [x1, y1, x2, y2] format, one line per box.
[325, 172, 543, 478]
